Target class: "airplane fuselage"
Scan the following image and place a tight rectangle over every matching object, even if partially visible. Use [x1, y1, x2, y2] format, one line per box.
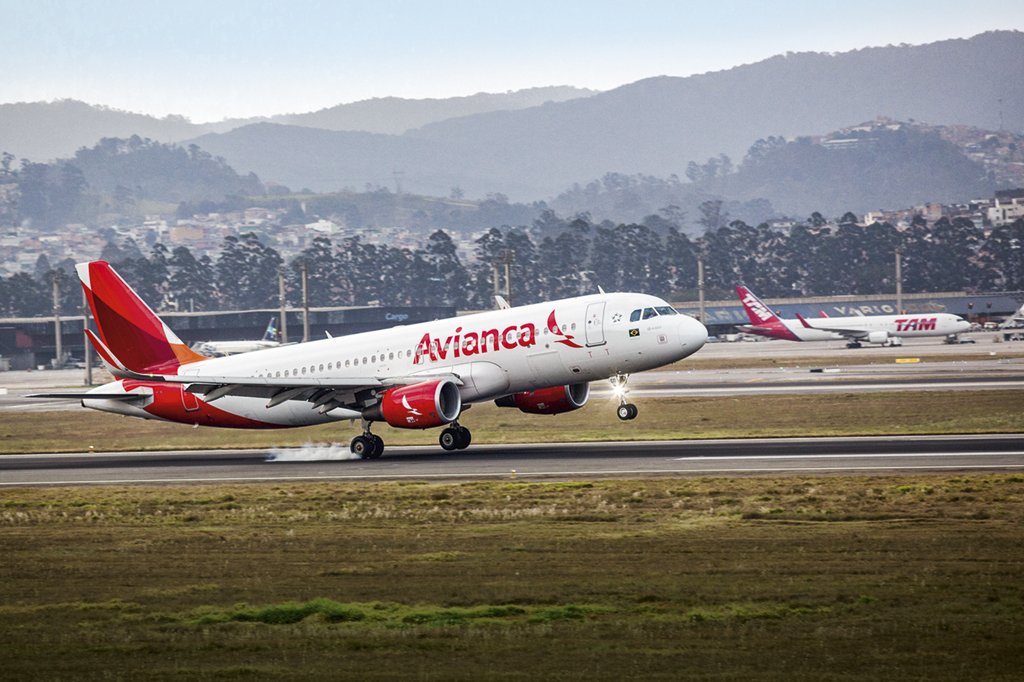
[85, 292, 707, 427]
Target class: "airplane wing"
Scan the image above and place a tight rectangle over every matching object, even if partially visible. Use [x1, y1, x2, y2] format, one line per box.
[111, 368, 465, 412]
[794, 313, 869, 339]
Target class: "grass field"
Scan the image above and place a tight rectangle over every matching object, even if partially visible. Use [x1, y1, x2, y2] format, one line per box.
[2, 390, 1021, 454]
[2, 475, 1023, 680]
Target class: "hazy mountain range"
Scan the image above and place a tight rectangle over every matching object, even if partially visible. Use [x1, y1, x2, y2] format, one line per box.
[1, 30, 1021, 214]
[0, 87, 594, 163]
[183, 30, 1024, 200]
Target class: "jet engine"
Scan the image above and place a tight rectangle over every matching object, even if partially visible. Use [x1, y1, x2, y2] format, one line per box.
[364, 378, 462, 429]
[866, 331, 890, 345]
[494, 382, 590, 415]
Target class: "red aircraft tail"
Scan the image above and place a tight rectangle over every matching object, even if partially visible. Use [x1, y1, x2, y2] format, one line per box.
[77, 261, 207, 374]
[735, 286, 800, 341]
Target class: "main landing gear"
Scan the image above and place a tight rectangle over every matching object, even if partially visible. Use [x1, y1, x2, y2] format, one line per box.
[612, 373, 638, 421]
[439, 423, 472, 451]
[350, 419, 384, 459]
[349, 421, 473, 459]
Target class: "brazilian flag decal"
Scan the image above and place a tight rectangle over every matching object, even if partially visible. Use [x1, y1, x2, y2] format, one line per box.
[628, 328, 640, 337]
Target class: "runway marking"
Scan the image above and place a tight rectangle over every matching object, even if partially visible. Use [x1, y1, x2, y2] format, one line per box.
[671, 451, 1024, 461]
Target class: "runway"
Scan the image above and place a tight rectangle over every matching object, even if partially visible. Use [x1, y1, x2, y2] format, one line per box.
[2, 435, 1022, 486]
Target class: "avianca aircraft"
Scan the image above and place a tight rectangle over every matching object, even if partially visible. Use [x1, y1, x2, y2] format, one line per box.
[34, 262, 707, 458]
[736, 286, 970, 348]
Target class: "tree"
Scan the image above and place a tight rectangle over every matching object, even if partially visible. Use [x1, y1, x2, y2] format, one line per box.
[698, 200, 728, 233]
[216, 233, 283, 309]
[168, 246, 217, 311]
[423, 230, 470, 307]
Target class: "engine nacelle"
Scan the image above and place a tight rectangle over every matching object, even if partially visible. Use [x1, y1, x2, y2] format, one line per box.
[364, 378, 462, 429]
[866, 331, 890, 345]
[494, 382, 590, 415]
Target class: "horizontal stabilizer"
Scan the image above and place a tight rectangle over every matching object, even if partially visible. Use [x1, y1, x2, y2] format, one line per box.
[26, 392, 145, 401]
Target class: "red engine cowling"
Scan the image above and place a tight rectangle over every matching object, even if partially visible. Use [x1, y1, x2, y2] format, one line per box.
[494, 382, 589, 415]
[366, 378, 462, 429]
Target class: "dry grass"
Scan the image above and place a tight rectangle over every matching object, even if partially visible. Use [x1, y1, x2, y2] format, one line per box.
[1, 476, 1023, 680]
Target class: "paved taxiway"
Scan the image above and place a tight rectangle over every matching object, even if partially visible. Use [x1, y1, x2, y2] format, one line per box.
[2, 435, 1021, 486]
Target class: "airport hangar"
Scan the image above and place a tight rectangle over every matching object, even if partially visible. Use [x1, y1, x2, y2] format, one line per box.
[0, 291, 1020, 370]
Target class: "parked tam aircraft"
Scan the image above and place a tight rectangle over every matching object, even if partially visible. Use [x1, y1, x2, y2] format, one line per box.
[33, 262, 707, 458]
[736, 286, 970, 348]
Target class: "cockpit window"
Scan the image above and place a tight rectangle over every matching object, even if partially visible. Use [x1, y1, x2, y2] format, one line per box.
[655, 306, 678, 316]
[629, 309, 641, 322]
[642, 307, 658, 320]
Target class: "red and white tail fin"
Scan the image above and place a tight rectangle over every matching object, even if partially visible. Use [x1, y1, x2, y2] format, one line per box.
[735, 286, 801, 341]
[77, 261, 207, 375]
[735, 286, 784, 326]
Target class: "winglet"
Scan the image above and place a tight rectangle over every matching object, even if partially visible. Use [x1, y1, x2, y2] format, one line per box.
[794, 312, 814, 329]
[494, 295, 511, 310]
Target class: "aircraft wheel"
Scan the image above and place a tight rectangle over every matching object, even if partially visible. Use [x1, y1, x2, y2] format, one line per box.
[617, 403, 638, 420]
[351, 435, 374, 458]
[455, 426, 472, 450]
[439, 428, 460, 451]
[369, 435, 385, 459]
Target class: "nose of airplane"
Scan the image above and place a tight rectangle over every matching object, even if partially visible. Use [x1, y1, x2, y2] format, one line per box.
[678, 314, 708, 357]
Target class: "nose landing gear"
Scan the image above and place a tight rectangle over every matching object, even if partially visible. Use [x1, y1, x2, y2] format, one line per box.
[439, 423, 472, 451]
[611, 373, 638, 420]
[350, 419, 384, 459]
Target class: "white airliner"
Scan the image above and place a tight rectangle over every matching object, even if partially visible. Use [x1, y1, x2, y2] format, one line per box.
[736, 286, 970, 348]
[191, 317, 280, 356]
[33, 261, 707, 458]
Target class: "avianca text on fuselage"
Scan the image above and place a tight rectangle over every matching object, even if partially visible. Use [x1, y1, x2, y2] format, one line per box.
[414, 311, 580, 363]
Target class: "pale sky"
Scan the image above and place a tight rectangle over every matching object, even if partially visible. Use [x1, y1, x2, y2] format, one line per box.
[3, 0, 1023, 122]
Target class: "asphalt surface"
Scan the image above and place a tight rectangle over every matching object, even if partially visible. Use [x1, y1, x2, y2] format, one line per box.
[2, 435, 1022, 486]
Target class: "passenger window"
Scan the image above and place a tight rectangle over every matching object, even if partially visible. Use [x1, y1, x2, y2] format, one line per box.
[345, 359, 350, 367]
[655, 306, 678, 316]
[642, 307, 658, 319]
[319, 364, 324, 371]
[629, 309, 641, 322]
[284, 370, 289, 377]
[389, 352, 394, 360]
